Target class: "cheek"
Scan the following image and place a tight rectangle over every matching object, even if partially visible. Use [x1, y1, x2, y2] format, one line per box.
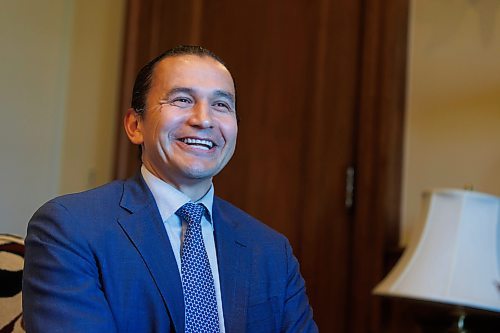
[148, 115, 178, 144]
[221, 119, 238, 144]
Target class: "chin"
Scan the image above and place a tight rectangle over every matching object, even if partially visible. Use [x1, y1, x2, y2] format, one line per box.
[182, 167, 220, 180]
[176, 159, 228, 181]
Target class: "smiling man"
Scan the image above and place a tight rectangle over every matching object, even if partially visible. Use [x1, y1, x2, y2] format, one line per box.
[125, 50, 238, 200]
[23, 45, 317, 333]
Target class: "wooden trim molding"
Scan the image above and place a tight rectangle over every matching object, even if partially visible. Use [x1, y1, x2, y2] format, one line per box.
[349, 0, 409, 332]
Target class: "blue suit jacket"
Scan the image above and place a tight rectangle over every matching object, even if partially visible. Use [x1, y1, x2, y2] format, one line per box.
[23, 174, 317, 332]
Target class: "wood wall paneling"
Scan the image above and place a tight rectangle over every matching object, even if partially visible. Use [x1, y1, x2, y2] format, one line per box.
[114, 0, 409, 332]
[350, 0, 409, 332]
[297, 1, 362, 331]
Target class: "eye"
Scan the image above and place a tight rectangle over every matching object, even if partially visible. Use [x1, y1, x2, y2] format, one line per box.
[169, 97, 193, 107]
[212, 101, 233, 113]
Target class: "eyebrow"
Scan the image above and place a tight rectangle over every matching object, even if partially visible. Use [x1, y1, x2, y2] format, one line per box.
[164, 87, 235, 106]
[213, 90, 236, 106]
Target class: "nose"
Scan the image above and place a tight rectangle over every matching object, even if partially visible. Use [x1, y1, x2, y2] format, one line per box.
[188, 101, 213, 128]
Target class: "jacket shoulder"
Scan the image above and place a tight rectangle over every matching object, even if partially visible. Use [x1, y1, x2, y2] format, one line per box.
[213, 196, 287, 243]
[48, 179, 126, 211]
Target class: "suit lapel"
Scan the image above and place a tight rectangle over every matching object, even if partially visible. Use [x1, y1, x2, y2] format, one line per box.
[117, 175, 185, 332]
[213, 198, 251, 333]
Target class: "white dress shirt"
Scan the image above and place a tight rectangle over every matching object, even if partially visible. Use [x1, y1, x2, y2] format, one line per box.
[141, 165, 226, 332]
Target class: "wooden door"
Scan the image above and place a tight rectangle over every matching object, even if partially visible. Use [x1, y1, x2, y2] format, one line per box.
[115, 0, 408, 332]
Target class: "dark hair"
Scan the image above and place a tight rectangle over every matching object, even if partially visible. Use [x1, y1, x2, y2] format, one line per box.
[130, 45, 233, 115]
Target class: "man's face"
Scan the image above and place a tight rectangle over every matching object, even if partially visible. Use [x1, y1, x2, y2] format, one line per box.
[132, 55, 238, 188]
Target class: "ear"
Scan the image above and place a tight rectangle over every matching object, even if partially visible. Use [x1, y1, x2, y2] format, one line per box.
[124, 108, 144, 145]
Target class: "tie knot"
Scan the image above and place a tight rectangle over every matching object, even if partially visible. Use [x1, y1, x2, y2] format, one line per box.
[176, 203, 206, 226]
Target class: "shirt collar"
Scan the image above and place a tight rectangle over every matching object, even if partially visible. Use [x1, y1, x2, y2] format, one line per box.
[141, 165, 214, 223]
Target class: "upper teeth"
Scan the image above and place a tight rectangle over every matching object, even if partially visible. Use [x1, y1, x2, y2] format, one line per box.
[182, 138, 214, 149]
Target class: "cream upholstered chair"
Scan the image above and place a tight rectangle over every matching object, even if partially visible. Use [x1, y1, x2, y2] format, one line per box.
[0, 234, 25, 332]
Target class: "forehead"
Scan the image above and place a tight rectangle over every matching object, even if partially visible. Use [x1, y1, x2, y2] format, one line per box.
[150, 55, 235, 95]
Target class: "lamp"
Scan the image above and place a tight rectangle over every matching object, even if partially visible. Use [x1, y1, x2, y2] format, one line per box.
[373, 189, 500, 331]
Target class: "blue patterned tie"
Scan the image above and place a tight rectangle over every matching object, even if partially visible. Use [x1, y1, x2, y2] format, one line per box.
[176, 203, 220, 333]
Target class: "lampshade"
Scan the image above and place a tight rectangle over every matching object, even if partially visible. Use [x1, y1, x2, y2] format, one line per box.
[373, 188, 500, 313]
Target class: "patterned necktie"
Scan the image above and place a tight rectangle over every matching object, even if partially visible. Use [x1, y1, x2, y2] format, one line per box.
[176, 203, 220, 333]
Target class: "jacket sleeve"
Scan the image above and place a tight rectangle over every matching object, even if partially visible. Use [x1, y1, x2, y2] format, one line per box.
[23, 201, 117, 333]
[281, 239, 319, 333]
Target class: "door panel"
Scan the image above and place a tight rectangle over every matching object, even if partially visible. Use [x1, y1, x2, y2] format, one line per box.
[115, 0, 408, 332]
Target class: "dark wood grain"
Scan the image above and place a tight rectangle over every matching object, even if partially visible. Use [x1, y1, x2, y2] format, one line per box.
[114, 1, 410, 331]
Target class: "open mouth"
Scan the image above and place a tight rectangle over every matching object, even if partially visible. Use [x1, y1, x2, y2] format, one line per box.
[179, 137, 216, 150]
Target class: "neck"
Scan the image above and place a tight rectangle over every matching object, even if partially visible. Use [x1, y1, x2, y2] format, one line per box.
[143, 164, 212, 201]
[175, 180, 212, 201]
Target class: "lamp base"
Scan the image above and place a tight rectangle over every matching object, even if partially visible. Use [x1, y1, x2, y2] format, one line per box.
[383, 298, 500, 333]
[419, 312, 467, 333]
[417, 307, 500, 333]
[445, 313, 467, 333]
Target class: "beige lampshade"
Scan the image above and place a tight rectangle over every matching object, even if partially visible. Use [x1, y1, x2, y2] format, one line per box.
[373, 189, 500, 313]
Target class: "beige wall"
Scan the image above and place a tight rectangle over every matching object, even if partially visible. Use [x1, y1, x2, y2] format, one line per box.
[0, 0, 125, 235]
[60, 1, 125, 193]
[401, 0, 500, 244]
